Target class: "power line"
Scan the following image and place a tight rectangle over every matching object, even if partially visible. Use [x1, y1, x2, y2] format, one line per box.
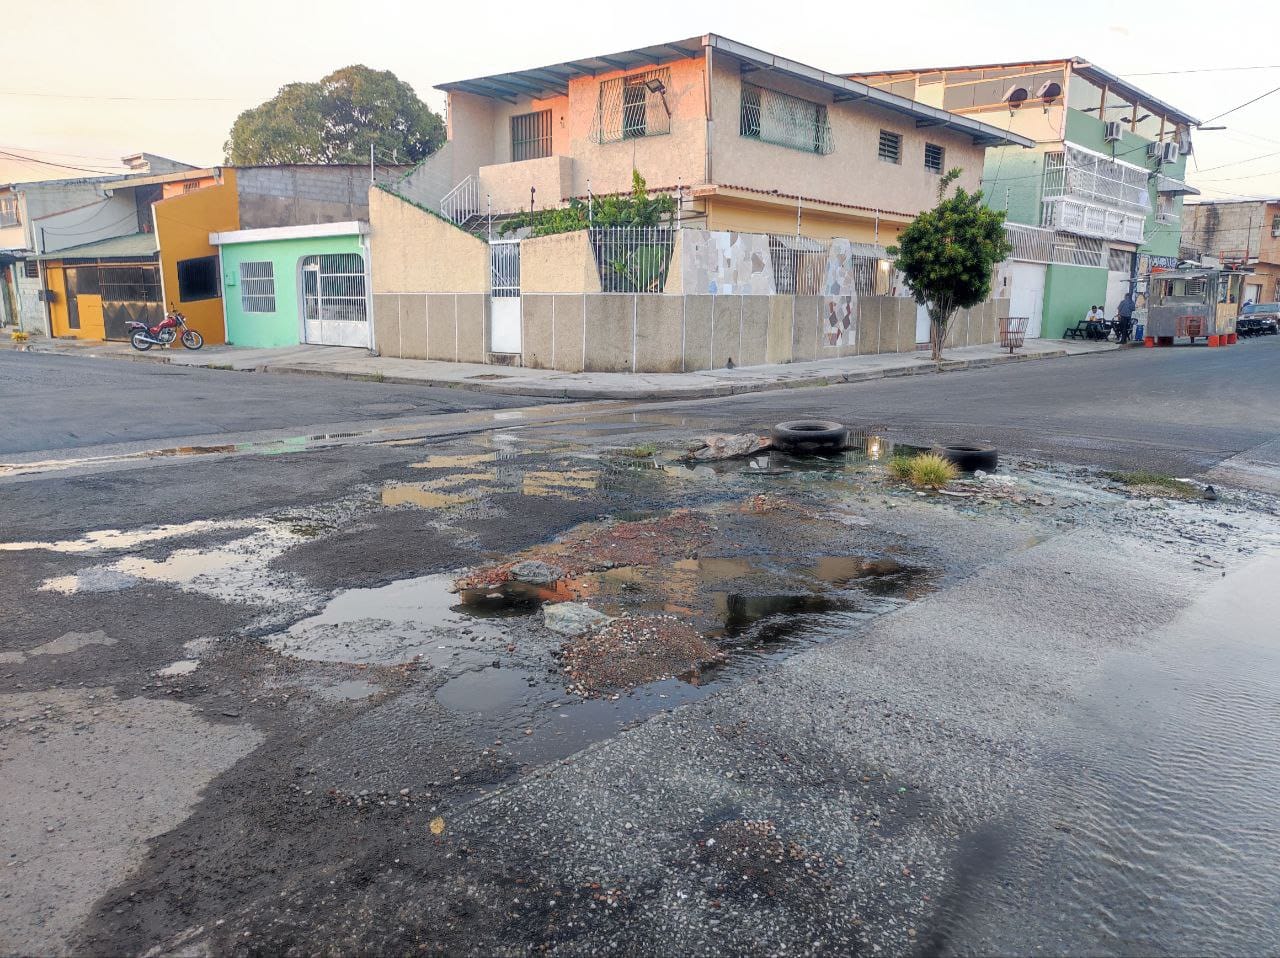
[1122, 64, 1280, 77]
[1199, 84, 1280, 127]
[0, 150, 128, 177]
[0, 144, 129, 164]
[0, 89, 239, 103]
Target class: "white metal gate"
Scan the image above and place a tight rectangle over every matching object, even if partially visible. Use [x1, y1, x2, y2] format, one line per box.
[301, 252, 371, 349]
[489, 240, 521, 355]
[1001, 261, 1046, 338]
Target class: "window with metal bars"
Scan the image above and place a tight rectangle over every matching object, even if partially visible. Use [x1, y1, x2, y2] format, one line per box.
[1107, 248, 1135, 273]
[511, 110, 553, 162]
[182, 181, 202, 194]
[924, 142, 945, 174]
[591, 69, 671, 144]
[0, 195, 19, 227]
[739, 83, 834, 155]
[23, 259, 39, 279]
[239, 260, 276, 313]
[99, 265, 161, 302]
[878, 130, 902, 164]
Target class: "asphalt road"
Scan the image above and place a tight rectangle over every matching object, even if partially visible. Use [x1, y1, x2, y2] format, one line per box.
[666, 336, 1280, 474]
[3, 343, 1280, 955]
[0, 352, 538, 457]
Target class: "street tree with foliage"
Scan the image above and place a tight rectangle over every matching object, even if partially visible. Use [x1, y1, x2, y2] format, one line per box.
[887, 169, 1011, 362]
[224, 66, 444, 165]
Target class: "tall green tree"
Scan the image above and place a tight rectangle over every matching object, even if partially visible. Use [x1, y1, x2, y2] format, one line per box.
[888, 169, 1011, 362]
[224, 66, 444, 165]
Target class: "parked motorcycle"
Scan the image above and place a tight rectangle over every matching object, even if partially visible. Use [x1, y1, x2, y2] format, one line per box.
[127, 307, 204, 351]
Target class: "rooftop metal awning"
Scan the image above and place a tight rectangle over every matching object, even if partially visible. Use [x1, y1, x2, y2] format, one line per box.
[437, 34, 1035, 149]
[36, 232, 158, 261]
[1156, 174, 1200, 196]
[437, 37, 706, 101]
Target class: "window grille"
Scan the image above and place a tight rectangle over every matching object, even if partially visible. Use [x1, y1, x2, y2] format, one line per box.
[924, 142, 945, 174]
[23, 259, 39, 279]
[239, 260, 276, 313]
[1108, 248, 1135, 273]
[0, 195, 19, 227]
[1043, 145, 1150, 213]
[99, 265, 161, 302]
[182, 181, 202, 194]
[591, 69, 671, 144]
[878, 130, 902, 164]
[739, 83, 834, 155]
[511, 110, 553, 162]
[1050, 233, 1105, 268]
[301, 253, 367, 323]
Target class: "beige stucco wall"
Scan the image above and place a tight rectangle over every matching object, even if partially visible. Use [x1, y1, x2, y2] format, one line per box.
[368, 186, 489, 294]
[479, 155, 575, 214]
[709, 55, 987, 217]
[521, 231, 601, 294]
[704, 198, 903, 246]
[444, 55, 708, 211]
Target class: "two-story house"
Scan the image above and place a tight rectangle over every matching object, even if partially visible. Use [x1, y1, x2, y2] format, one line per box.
[1181, 199, 1280, 305]
[852, 59, 1200, 337]
[394, 34, 1031, 247]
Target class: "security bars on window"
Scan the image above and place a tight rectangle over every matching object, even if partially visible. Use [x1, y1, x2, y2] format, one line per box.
[739, 84, 834, 155]
[924, 142, 945, 174]
[0, 195, 19, 227]
[591, 69, 671, 144]
[239, 261, 276, 313]
[511, 110, 553, 162]
[1042, 147, 1150, 213]
[878, 130, 902, 164]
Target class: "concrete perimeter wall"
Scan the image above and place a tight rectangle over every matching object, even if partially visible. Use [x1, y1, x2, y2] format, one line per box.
[372, 290, 1005, 371]
[368, 186, 489, 295]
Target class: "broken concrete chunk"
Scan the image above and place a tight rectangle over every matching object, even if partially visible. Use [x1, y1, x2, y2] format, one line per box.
[685, 434, 772, 462]
[542, 602, 611, 636]
[508, 560, 565, 586]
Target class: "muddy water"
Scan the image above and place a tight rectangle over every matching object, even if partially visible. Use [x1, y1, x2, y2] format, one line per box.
[958, 554, 1280, 954]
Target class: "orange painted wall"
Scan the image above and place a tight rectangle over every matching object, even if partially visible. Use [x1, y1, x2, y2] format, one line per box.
[153, 169, 239, 345]
[162, 176, 220, 200]
[45, 266, 70, 335]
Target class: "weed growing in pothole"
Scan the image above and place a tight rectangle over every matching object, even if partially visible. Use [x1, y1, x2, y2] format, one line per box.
[1103, 470, 1199, 499]
[888, 452, 958, 490]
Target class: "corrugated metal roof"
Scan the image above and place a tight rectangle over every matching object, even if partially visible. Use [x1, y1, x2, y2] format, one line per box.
[37, 232, 158, 261]
[438, 33, 1034, 149]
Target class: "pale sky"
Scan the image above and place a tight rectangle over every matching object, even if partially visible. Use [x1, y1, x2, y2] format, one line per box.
[5, 0, 1280, 202]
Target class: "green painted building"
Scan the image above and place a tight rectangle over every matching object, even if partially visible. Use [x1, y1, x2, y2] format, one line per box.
[210, 222, 372, 349]
[855, 58, 1201, 338]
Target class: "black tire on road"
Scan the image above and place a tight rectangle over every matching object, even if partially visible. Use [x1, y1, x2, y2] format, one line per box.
[182, 329, 204, 350]
[130, 331, 153, 351]
[939, 443, 998, 472]
[771, 420, 850, 453]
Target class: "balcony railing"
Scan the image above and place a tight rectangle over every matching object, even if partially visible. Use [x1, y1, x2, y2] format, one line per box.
[1043, 197, 1145, 245]
[1043, 145, 1151, 215]
[1003, 223, 1054, 263]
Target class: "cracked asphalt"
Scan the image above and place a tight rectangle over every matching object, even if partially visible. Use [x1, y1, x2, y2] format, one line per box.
[2, 343, 1280, 956]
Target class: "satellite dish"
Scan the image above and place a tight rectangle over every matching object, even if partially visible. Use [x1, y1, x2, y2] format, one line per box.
[1036, 81, 1063, 106]
[1004, 86, 1029, 111]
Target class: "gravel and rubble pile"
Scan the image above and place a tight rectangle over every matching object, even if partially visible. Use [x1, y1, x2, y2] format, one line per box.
[559, 613, 725, 695]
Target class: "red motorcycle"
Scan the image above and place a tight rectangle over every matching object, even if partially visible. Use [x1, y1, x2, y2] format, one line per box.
[127, 307, 204, 351]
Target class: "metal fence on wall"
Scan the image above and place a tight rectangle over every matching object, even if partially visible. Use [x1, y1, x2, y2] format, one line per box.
[589, 227, 677, 293]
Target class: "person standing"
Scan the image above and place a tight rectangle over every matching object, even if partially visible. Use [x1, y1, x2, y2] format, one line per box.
[1115, 292, 1136, 344]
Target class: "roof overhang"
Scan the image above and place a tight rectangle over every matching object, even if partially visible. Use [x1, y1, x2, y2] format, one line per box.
[1156, 174, 1199, 197]
[438, 36, 706, 101]
[1069, 60, 1200, 127]
[209, 220, 368, 246]
[103, 168, 221, 192]
[437, 33, 1033, 149]
[706, 36, 1032, 148]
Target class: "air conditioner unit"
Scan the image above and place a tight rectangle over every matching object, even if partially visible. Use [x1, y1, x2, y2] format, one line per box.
[1161, 141, 1180, 164]
[1146, 142, 1161, 159]
[1104, 121, 1123, 143]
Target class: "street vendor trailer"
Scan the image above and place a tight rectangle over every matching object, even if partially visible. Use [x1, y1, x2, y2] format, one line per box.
[1140, 267, 1244, 348]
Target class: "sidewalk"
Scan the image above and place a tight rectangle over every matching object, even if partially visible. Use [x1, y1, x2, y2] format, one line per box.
[16, 337, 1118, 400]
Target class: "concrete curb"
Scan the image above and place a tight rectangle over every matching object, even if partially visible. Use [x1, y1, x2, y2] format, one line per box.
[14, 341, 1087, 401]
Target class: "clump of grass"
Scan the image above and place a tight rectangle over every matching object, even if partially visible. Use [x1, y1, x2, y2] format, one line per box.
[1104, 470, 1198, 499]
[619, 443, 659, 459]
[888, 452, 959, 489]
[370, 371, 386, 383]
[10, 329, 29, 343]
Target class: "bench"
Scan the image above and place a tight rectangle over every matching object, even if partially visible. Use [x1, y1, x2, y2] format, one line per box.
[1064, 321, 1091, 340]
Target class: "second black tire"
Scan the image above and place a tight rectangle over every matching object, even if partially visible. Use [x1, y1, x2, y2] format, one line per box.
[771, 420, 850, 453]
[938, 443, 998, 472]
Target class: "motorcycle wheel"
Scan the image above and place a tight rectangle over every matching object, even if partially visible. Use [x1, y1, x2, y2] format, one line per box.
[130, 331, 153, 351]
[181, 330, 204, 350]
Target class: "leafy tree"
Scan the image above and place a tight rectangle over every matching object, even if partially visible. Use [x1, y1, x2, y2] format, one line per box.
[224, 66, 444, 165]
[888, 169, 1011, 362]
